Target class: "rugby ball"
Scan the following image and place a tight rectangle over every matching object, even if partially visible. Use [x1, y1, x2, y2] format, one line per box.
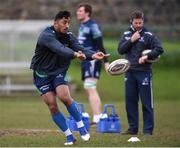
[107, 59, 130, 75]
[142, 49, 160, 63]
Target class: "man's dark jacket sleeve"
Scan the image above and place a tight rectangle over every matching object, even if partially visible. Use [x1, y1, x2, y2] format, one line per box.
[39, 32, 75, 58]
[118, 35, 133, 55]
[146, 35, 164, 60]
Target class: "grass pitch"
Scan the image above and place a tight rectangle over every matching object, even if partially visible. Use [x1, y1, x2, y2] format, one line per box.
[0, 39, 180, 146]
[0, 97, 180, 147]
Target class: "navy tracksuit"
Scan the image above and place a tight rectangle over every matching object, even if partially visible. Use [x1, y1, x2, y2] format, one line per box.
[118, 26, 164, 134]
[30, 26, 95, 76]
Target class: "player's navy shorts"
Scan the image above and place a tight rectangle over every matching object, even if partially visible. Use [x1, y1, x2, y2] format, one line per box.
[81, 60, 102, 81]
[33, 70, 68, 95]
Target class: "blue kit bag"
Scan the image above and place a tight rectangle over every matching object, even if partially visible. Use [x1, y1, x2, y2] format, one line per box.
[97, 104, 121, 133]
[67, 103, 90, 132]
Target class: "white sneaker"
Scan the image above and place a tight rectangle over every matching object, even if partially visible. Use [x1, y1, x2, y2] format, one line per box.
[81, 132, 90, 141]
[64, 141, 74, 146]
[64, 137, 76, 146]
[64, 139, 76, 146]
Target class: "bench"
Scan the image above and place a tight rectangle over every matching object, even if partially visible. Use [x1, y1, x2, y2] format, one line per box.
[0, 62, 36, 95]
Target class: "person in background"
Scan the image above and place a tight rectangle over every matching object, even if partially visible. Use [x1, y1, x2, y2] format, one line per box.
[30, 10, 109, 145]
[118, 10, 164, 135]
[76, 3, 110, 125]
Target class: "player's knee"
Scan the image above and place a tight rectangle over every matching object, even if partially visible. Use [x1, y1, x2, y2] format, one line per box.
[59, 93, 73, 105]
[48, 104, 58, 114]
[84, 79, 97, 89]
[59, 92, 70, 100]
[61, 98, 73, 106]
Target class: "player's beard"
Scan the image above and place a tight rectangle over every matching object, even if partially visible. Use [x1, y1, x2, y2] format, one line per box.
[135, 27, 142, 31]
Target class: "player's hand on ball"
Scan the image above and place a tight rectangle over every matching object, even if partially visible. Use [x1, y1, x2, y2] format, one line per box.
[141, 49, 160, 63]
[92, 52, 110, 60]
[139, 55, 148, 64]
[74, 51, 86, 60]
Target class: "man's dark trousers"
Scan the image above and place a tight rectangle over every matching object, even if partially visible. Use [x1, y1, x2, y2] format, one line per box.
[125, 70, 154, 134]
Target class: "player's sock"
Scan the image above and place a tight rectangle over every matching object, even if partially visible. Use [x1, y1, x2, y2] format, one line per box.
[77, 120, 87, 135]
[93, 113, 102, 123]
[52, 112, 69, 132]
[66, 101, 82, 122]
[64, 129, 76, 145]
[77, 121, 90, 141]
[52, 112, 75, 142]
[66, 101, 90, 140]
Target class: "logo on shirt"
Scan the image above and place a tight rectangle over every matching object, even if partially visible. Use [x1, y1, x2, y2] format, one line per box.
[125, 37, 131, 40]
[139, 37, 144, 42]
[56, 74, 63, 78]
[83, 27, 90, 33]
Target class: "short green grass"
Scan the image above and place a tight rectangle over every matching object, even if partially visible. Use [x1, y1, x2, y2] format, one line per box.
[0, 97, 180, 147]
[0, 39, 180, 146]
[0, 68, 180, 147]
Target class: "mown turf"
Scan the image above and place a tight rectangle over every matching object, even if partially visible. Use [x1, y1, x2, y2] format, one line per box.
[0, 97, 180, 147]
[0, 40, 180, 146]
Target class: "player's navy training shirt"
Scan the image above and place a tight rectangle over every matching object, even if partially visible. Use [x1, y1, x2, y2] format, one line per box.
[30, 26, 95, 75]
[118, 26, 164, 71]
[78, 19, 102, 52]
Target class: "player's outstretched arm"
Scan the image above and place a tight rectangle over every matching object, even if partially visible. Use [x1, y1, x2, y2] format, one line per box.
[74, 51, 86, 60]
[92, 52, 110, 60]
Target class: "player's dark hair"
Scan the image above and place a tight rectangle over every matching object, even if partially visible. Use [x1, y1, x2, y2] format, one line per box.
[54, 11, 71, 21]
[130, 10, 144, 22]
[77, 3, 92, 17]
